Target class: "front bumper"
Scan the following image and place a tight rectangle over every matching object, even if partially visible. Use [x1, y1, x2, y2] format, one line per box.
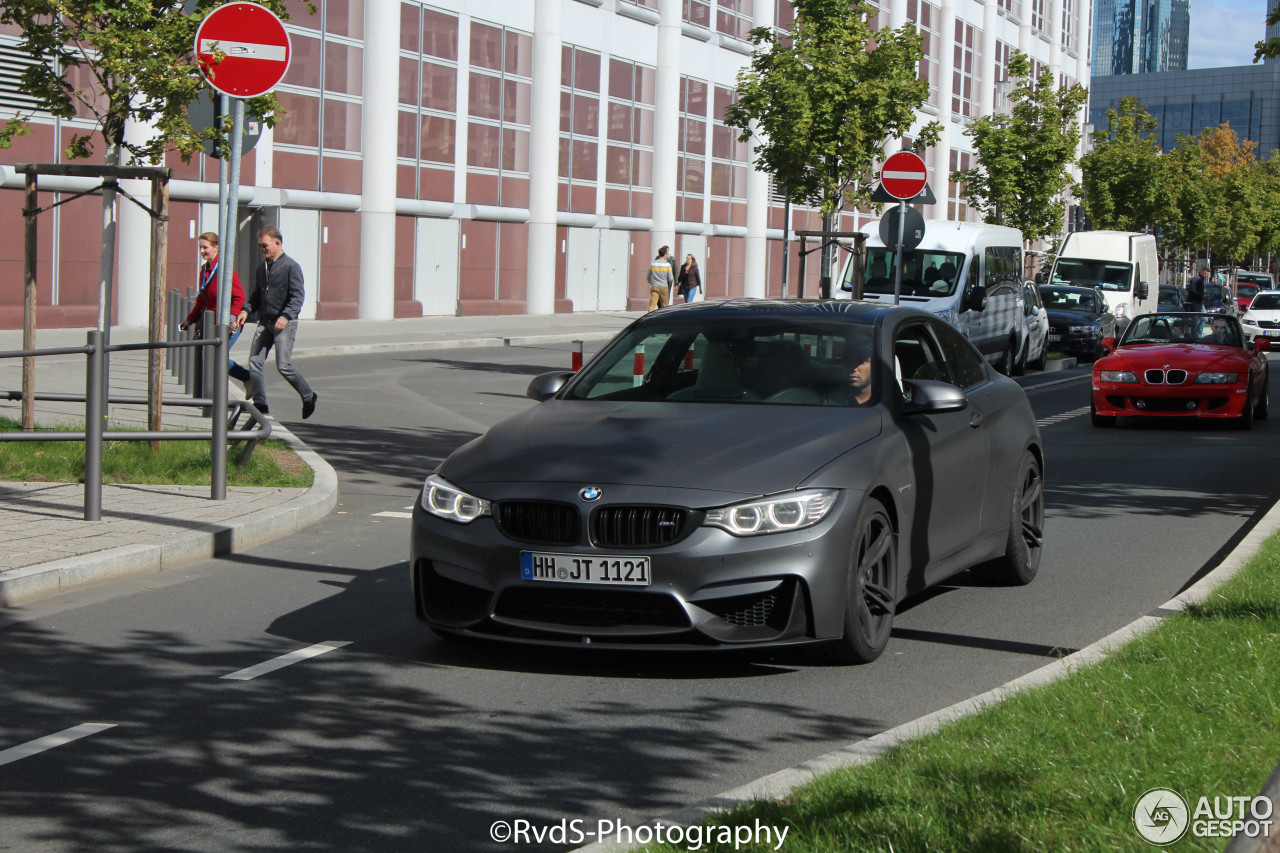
[1091, 382, 1248, 418]
[409, 489, 860, 650]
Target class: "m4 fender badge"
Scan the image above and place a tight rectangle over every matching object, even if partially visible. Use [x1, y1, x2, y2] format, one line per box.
[579, 487, 603, 502]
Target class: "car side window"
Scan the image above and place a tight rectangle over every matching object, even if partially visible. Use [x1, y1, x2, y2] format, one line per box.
[894, 324, 951, 387]
[931, 322, 989, 389]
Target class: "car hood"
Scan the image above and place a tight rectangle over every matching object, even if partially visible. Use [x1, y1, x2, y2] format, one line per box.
[1098, 343, 1252, 371]
[441, 400, 884, 498]
[1046, 308, 1100, 326]
[1244, 309, 1280, 323]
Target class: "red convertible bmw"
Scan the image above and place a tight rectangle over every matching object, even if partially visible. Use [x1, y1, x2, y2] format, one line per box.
[1091, 313, 1271, 428]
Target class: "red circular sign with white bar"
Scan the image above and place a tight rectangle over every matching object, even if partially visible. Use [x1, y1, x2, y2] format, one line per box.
[195, 2, 291, 98]
[880, 151, 929, 200]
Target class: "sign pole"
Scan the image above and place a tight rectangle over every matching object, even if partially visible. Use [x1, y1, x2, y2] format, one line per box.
[210, 99, 246, 501]
[893, 199, 906, 306]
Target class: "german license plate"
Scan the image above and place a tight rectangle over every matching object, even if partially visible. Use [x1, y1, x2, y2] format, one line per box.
[1047, 334, 1061, 342]
[520, 552, 651, 586]
[1266, 329, 1280, 338]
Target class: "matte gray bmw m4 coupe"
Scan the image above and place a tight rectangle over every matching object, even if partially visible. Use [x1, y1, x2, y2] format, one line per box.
[411, 299, 1044, 663]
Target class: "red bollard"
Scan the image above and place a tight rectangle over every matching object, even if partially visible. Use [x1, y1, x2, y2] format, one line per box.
[572, 339, 584, 372]
[683, 350, 694, 370]
[633, 346, 645, 387]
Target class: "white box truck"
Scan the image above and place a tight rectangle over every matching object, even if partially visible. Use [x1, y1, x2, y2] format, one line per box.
[837, 221, 1030, 374]
[1047, 231, 1159, 332]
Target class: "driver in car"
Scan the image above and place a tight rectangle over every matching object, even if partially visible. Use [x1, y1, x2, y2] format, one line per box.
[1205, 317, 1236, 346]
[825, 334, 875, 406]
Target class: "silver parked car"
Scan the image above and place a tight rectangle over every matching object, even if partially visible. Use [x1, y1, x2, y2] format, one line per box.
[411, 299, 1045, 663]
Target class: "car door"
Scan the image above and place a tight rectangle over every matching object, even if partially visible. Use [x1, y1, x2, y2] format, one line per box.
[893, 320, 990, 567]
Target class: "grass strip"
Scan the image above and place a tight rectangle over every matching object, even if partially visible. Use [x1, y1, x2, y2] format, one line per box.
[638, 539, 1280, 853]
[0, 417, 313, 488]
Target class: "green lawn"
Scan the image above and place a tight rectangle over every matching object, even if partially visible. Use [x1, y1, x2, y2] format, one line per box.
[0, 417, 313, 488]
[637, 539, 1280, 853]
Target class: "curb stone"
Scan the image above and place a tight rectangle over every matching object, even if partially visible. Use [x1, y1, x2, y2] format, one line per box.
[570, 498, 1280, 852]
[0, 420, 337, 607]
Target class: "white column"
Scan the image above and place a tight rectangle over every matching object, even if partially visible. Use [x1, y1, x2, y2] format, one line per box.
[526, 0, 562, 315]
[1048, 0, 1062, 78]
[979, 0, 998, 117]
[117, 115, 156, 327]
[651, 0, 680, 258]
[744, 0, 775, 298]
[1076, 0, 1092, 161]
[357, 0, 400, 319]
[931, 0, 956, 219]
[1019, 0, 1033, 56]
[890, 0, 908, 30]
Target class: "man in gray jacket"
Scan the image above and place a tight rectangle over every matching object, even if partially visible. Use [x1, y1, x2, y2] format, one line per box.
[237, 226, 318, 419]
[647, 245, 675, 312]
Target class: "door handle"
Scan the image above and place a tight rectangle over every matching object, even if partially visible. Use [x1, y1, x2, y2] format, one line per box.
[969, 413, 985, 429]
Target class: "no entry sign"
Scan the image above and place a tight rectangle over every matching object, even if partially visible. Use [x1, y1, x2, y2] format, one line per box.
[195, 2, 291, 98]
[880, 151, 929, 201]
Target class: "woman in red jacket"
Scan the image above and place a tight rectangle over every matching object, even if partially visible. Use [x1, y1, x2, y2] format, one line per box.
[181, 231, 252, 395]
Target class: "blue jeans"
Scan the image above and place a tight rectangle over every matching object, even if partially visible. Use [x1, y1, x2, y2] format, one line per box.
[682, 286, 699, 303]
[248, 320, 314, 408]
[228, 325, 250, 382]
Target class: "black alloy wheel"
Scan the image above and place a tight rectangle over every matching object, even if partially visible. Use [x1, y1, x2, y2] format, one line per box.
[986, 451, 1044, 585]
[819, 497, 897, 664]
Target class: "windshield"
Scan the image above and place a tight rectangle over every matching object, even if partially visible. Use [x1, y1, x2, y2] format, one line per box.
[1121, 313, 1242, 347]
[1205, 283, 1226, 302]
[1158, 287, 1183, 308]
[846, 248, 967, 297]
[1051, 259, 1133, 292]
[567, 316, 877, 406]
[1237, 284, 1260, 299]
[1040, 287, 1100, 313]
[1250, 294, 1280, 311]
[1239, 273, 1273, 287]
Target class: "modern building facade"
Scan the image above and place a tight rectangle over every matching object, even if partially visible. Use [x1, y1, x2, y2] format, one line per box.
[1089, 63, 1280, 155]
[1091, 0, 1187, 76]
[0, 0, 1090, 330]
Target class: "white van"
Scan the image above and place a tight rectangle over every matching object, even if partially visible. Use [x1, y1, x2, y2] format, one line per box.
[838, 221, 1028, 374]
[1047, 231, 1158, 332]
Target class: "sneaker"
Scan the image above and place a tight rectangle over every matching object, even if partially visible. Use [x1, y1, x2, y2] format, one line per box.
[302, 393, 318, 420]
[257, 403, 269, 416]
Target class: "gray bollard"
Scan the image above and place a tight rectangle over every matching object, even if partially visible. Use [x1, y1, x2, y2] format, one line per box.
[84, 330, 103, 521]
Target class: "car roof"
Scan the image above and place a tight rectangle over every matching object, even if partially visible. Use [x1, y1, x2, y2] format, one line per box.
[650, 297, 929, 325]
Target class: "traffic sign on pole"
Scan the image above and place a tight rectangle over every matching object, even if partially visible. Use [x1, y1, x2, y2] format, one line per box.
[879, 151, 929, 201]
[195, 2, 291, 98]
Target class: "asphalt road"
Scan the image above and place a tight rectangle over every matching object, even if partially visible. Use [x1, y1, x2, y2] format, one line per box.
[2, 346, 1278, 853]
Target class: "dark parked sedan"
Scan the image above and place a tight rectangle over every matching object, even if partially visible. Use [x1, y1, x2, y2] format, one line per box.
[411, 299, 1045, 663]
[1040, 284, 1116, 361]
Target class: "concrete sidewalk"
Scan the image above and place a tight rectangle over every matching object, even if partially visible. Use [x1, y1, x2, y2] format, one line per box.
[0, 311, 642, 607]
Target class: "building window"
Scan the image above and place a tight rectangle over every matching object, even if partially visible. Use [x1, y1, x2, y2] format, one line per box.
[1029, 0, 1047, 36]
[467, 22, 533, 187]
[710, 85, 748, 200]
[906, 0, 939, 101]
[717, 0, 754, 42]
[398, 4, 459, 170]
[618, 0, 659, 9]
[559, 46, 602, 213]
[684, 0, 711, 28]
[949, 150, 971, 221]
[605, 58, 656, 215]
[678, 75, 709, 219]
[952, 20, 980, 119]
[1061, 0, 1076, 52]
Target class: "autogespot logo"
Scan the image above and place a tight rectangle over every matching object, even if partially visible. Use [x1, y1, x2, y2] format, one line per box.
[1134, 787, 1191, 846]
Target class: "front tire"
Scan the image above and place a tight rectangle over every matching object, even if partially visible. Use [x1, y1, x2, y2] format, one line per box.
[1255, 369, 1269, 421]
[1237, 391, 1256, 430]
[996, 337, 1016, 376]
[820, 497, 897, 664]
[986, 451, 1044, 585]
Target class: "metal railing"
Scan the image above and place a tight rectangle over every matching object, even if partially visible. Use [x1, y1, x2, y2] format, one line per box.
[1, 326, 271, 521]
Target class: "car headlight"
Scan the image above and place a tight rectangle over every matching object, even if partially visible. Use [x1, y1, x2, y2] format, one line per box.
[1069, 325, 1097, 334]
[704, 490, 838, 536]
[1098, 370, 1138, 383]
[1194, 372, 1239, 384]
[1242, 318, 1259, 327]
[1114, 303, 1128, 319]
[421, 474, 491, 523]
[933, 307, 957, 327]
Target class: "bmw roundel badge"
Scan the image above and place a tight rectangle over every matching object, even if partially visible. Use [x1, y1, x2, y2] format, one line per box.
[579, 486, 603, 502]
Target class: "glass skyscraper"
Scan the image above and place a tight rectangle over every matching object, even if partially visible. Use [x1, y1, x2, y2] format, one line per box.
[1093, 0, 1189, 75]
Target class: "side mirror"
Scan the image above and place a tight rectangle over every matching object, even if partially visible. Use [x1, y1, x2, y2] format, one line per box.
[966, 283, 987, 312]
[1101, 336, 1117, 356]
[1254, 337, 1271, 354]
[900, 379, 968, 416]
[1136, 281, 1149, 300]
[526, 370, 575, 401]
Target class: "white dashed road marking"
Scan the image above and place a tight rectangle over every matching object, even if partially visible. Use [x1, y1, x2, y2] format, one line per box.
[1037, 405, 1091, 428]
[373, 511, 414, 518]
[0, 723, 117, 767]
[221, 641, 352, 681]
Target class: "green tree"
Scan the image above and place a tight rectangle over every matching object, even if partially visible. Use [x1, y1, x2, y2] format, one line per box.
[1255, 5, 1280, 61]
[724, 0, 940, 287]
[0, 0, 308, 328]
[1078, 96, 1163, 232]
[952, 52, 1089, 243]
